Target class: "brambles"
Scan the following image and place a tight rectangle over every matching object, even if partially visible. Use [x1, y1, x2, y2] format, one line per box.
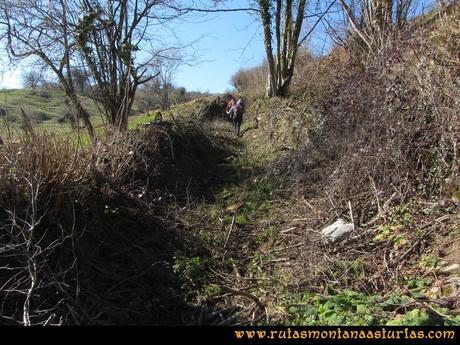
[0, 118, 237, 325]
[235, 3, 460, 327]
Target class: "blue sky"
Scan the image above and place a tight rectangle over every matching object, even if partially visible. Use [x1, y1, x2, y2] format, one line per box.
[170, 7, 266, 93]
[0, 0, 436, 92]
[0, 0, 342, 92]
[0, 1, 267, 93]
[0, 69, 23, 89]
[147, 0, 437, 93]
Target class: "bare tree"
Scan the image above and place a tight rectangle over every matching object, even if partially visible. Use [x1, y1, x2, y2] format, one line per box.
[170, 1, 324, 97]
[0, 0, 97, 142]
[22, 70, 44, 90]
[75, 0, 165, 132]
[173, 86, 187, 105]
[1, 0, 191, 135]
[136, 80, 160, 115]
[337, 0, 427, 54]
[156, 51, 181, 110]
[257, 0, 336, 97]
[72, 67, 91, 95]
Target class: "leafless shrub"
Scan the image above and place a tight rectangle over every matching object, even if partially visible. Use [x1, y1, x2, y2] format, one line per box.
[0, 135, 90, 324]
[279, 4, 460, 225]
[0, 118, 233, 325]
[230, 63, 268, 99]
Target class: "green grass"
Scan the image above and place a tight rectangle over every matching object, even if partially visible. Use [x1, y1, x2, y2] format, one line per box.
[0, 88, 154, 141]
[0, 88, 105, 139]
[127, 99, 213, 129]
[128, 110, 163, 129]
[0, 88, 102, 124]
[0, 90, 223, 151]
[0, 89, 216, 142]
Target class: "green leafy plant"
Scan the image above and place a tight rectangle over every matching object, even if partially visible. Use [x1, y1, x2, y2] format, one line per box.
[386, 309, 431, 326]
[173, 255, 209, 289]
[374, 224, 403, 241]
[397, 204, 412, 223]
[392, 234, 408, 249]
[235, 214, 248, 226]
[380, 289, 410, 311]
[204, 284, 221, 298]
[288, 289, 383, 326]
[258, 226, 276, 243]
[419, 255, 440, 270]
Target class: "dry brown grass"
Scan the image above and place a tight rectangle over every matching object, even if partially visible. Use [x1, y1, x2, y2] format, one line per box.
[230, 63, 268, 99]
[281, 3, 460, 222]
[238, 4, 460, 322]
[0, 118, 237, 325]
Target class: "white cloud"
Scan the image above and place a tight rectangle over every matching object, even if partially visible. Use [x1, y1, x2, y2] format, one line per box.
[0, 68, 23, 89]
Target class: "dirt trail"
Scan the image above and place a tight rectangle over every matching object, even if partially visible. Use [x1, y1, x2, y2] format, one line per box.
[174, 108, 460, 327]
[172, 115, 297, 325]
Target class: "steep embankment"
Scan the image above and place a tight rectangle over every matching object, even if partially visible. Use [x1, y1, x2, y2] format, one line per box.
[172, 4, 460, 325]
[0, 85, 458, 325]
[178, 89, 459, 326]
[239, 97, 460, 326]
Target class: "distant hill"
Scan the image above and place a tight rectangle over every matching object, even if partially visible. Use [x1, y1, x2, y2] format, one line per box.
[0, 88, 102, 126]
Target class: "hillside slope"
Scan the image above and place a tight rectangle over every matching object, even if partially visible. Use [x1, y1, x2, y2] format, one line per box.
[0, 89, 102, 124]
[207, 4, 460, 325]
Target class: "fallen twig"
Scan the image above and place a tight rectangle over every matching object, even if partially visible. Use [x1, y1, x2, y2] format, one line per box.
[394, 216, 448, 266]
[348, 200, 355, 229]
[220, 286, 265, 309]
[281, 227, 297, 234]
[224, 215, 236, 249]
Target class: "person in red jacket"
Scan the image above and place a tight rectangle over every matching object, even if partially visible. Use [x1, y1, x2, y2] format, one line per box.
[226, 96, 235, 117]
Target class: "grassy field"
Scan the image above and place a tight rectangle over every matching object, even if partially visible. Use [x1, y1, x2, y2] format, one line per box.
[0, 88, 148, 139]
[0, 88, 222, 149]
[0, 88, 103, 123]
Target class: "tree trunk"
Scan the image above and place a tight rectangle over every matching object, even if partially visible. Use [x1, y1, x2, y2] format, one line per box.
[281, 0, 293, 81]
[55, 69, 96, 143]
[259, 0, 307, 98]
[339, 0, 373, 52]
[68, 91, 97, 143]
[279, 0, 306, 97]
[259, 0, 277, 97]
[275, 0, 282, 91]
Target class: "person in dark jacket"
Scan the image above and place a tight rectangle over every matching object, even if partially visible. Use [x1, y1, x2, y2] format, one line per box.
[226, 96, 245, 136]
[233, 98, 244, 136]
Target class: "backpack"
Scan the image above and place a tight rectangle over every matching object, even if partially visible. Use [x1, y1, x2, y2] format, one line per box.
[236, 99, 244, 117]
[231, 104, 238, 119]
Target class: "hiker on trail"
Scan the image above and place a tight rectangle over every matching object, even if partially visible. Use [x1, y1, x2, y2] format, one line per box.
[226, 96, 244, 136]
[226, 97, 235, 117]
[233, 98, 244, 136]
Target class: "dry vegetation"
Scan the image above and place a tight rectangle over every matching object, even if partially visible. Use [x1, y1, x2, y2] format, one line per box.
[1, 2, 460, 327]
[233, 3, 460, 325]
[230, 64, 268, 99]
[0, 118, 239, 325]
